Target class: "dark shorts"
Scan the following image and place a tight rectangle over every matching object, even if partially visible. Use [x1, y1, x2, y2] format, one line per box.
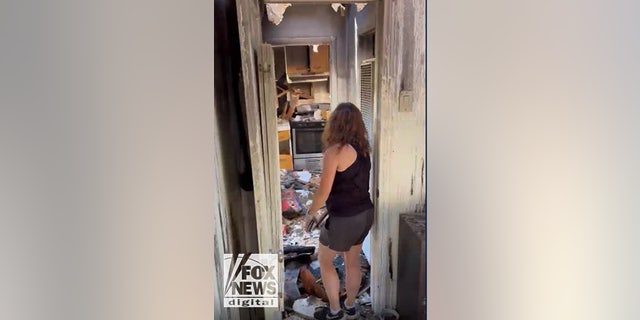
[319, 208, 374, 252]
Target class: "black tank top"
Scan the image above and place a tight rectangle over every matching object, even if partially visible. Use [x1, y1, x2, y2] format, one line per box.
[326, 152, 374, 217]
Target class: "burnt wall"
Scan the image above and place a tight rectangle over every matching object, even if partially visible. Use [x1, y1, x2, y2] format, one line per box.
[213, 0, 261, 259]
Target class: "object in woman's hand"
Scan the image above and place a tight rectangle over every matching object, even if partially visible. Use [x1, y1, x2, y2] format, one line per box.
[305, 215, 318, 233]
[305, 210, 329, 233]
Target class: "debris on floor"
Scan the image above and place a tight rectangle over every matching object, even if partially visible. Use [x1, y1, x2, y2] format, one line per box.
[284, 245, 316, 254]
[282, 248, 372, 318]
[282, 188, 304, 220]
[378, 309, 400, 320]
[358, 305, 377, 320]
[281, 169, 373, 319]
[283, 216, 322, 247]
[357, 292, 372, 305]
[296, 171, 312, 183]
[283, 267, 302, 308]
[281, 169, 320, 192]
[284, 245, 315, 265]
[283, 314, 307, 320]
[292, 296, 326, 319]
[299, 265, 328, 302]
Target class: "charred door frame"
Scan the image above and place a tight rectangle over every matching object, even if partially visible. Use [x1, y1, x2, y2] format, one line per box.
[230, 0, 405, 316]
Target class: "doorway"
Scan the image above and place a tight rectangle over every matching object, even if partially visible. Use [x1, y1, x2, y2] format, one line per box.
[262, 2, 381, 318]
[217, 0, 426, 317]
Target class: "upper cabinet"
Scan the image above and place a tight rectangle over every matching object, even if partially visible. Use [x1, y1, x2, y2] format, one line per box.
[285, 46, 308, 75]
[309, 45, 329, 74]
[284, 45, 330, 83]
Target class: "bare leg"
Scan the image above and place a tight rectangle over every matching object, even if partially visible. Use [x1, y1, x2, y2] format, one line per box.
[343, 244, 363, 307]
[318, 244, 341, 313]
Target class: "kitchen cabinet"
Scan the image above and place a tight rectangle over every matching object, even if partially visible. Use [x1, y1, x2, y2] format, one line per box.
[309, 45, 329, 73]
[278, 119, 293, 170]
[284, 45, 329, 75]
[285, 46, 309, 75]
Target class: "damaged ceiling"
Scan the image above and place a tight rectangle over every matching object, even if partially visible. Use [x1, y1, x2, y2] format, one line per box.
[266, 3, 292, 25]
[266, 2, 368, 25]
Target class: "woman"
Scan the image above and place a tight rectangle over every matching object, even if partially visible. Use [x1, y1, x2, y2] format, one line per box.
[305, 102, 375, 320]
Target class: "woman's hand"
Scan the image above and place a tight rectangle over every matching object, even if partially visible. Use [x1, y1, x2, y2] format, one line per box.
[304, 211, 319, 233]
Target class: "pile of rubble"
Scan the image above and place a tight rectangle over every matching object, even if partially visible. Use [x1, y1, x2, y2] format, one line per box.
[280, 170, 376, 319]
[281, 169, 322, 249]
[282, 254, 374, 319]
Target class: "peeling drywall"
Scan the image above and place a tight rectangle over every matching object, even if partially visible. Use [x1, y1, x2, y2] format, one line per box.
[265, 3, 291, 25]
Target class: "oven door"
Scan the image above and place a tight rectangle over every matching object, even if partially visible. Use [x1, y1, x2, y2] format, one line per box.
[291, 127, 324, 159]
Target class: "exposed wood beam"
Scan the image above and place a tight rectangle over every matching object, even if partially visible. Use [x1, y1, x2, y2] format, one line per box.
[236, 0, 282, 318]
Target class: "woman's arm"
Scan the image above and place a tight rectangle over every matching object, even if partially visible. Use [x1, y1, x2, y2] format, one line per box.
[306, 146, 339, 218]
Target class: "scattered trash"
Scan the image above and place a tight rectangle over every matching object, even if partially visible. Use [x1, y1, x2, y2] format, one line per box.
[359, 305, 377, 319]
[283, 314, 307, 320]
[299, 266, 328, 302]
[281, 170, 321, 192]
[282, 211, 322, 248]
[295, 189, 310, 199]
[360, 252, 371, 269]
[307, 259, 321, 281]
[282, 189, 304, 219]
[284, 253, 312, 265]
[281, 170, 373, 319]
[313, 109, 323, 121]
[357, 284, 371, 298]
[284, 246, 316, 264]
[284, 246, 316, 255]
[283, 267, 302, 308]
[358, 292, 372, 305]
[296, 171, 312, 183]
[332, 255, 346, 288]
[377, 308, 400, 320]
[293, 296, 326, 319]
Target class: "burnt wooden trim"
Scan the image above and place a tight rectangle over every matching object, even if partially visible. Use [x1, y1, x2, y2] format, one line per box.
[257, 43, 285, 312]
[371, 0, 426, 312]
[236, 0, 281, 318]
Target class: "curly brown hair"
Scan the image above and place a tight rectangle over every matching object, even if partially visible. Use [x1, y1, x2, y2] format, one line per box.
[322, 102, 371, 156]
